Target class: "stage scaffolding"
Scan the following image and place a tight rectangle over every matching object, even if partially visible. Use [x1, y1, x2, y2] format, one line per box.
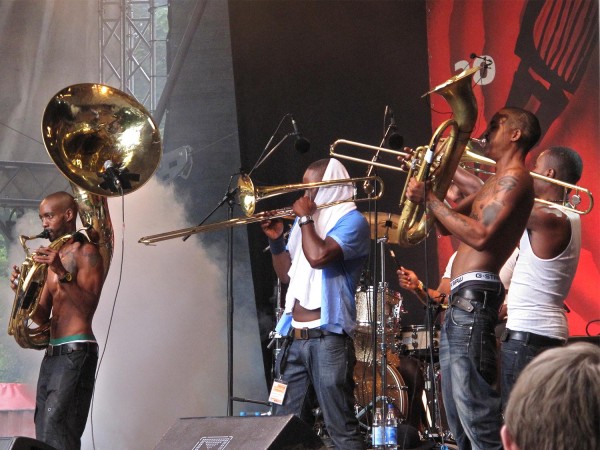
[99, 0, 168, 113]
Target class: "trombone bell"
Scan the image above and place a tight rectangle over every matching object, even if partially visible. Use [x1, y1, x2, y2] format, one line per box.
[237, 173, 385, 217]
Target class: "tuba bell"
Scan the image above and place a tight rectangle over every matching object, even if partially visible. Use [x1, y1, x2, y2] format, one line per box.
[393, 66, 480, 246]
[8, 83, 162, 349]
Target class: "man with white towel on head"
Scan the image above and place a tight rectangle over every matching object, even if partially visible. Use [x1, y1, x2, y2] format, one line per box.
[262, 158, 370, 450]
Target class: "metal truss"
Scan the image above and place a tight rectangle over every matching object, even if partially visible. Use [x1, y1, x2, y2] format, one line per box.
[99, 0, 168, 113]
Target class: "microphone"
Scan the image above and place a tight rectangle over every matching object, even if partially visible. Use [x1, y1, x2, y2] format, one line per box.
[387, 108, 404, 150]
[100, 160, 122, 193]
[99, 160, 139, 193]
[291, 116, 310, 153]
[469, 53, 491, 78]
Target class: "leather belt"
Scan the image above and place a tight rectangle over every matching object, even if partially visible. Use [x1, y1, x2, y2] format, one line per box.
[292, 328, 341, 340]
[45, 342, 99, 357]
[449, 288, 501, 312]
[502, 329, 565, 347]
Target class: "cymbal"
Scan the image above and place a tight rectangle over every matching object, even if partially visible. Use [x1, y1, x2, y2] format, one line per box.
[362, 212, 400, 243]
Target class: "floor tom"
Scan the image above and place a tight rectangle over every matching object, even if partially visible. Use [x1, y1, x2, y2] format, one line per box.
[354, 361, 408, 425]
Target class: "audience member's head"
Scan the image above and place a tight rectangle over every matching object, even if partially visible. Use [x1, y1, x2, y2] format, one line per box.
[501, 342, 600, 450]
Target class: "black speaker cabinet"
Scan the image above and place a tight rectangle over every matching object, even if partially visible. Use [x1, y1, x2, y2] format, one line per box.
[0, 437, 57, 450]
[154, 414, 326, 450]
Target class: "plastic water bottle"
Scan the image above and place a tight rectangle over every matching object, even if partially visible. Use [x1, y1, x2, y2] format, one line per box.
[384, 403, 398, 448]
[372, 407, 385, 448]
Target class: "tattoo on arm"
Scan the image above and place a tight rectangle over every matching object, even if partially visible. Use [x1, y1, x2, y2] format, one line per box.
[429, 198, 470, 228]
[84, 249, 101, 268]
[496, 175, 518, 193]
[481, 202, 502, 226]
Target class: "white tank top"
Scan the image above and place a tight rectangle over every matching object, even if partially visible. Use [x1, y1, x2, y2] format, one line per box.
[506, 208, 581, 340]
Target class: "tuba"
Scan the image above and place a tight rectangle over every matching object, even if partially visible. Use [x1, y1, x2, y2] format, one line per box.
[8, 83, 162, 349]
[393, 66, 480, 246]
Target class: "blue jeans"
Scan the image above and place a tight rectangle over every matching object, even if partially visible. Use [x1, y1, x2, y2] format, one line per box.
[274, 333, 365, 450]
[35, 349, 97, 450]
[440, 299, 503, 450]
[501, 335, 564, 409]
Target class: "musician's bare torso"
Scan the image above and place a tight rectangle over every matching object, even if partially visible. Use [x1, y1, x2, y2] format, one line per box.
[38, 238, 103, 339]
[452, 165, 533, 277]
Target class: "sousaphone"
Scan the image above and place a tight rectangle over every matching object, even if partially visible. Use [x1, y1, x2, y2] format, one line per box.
[8, 83, 162, 349]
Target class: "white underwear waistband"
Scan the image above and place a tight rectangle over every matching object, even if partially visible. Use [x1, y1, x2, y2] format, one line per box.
[291, 318, 321, 329]
[450, 271, 501, 291]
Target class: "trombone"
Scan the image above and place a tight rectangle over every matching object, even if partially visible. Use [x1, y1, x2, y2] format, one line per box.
[461, 148, 594, 215]
[138, 175, 384, 245]
[330, 139, 594, 215]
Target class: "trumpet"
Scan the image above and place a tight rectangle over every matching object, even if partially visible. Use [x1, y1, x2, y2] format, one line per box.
[331, 139, 594, 215]
[138, 175, 384, 245]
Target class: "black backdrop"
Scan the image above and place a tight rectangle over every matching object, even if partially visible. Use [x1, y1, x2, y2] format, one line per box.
[165, 0, 441, 386]
[228, 1, 439, 383]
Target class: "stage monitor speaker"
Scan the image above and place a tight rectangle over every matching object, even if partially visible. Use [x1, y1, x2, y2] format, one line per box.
[154, 414, 327, 450]
[0, 437, 57, 450]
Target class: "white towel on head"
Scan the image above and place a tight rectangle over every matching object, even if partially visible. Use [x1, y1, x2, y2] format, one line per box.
[284, 158, 357, 313]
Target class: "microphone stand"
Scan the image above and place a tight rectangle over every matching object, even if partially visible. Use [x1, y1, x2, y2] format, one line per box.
[228, 115, 295, 415]
[181, 174, 238, 242]
[226, 186, 235, 416]
[176, 114, 298, 416]
[204, 179, 240, 417]
[366, 119, 396, 425]
[248, 113, 294, 177]
[177, 173, 239, 416]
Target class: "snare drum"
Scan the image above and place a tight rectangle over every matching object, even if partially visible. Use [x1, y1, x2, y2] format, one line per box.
[355, 285, 403, 334]
[398, 325, 440, 357]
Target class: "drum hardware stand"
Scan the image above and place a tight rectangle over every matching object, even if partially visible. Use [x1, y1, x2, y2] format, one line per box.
[267, 278, 285, 383]
[373, 234, 391, 422]
[420, 290, 448, 445]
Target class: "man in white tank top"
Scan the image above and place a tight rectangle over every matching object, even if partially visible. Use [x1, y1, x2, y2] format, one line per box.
[501, 146, 583, 408]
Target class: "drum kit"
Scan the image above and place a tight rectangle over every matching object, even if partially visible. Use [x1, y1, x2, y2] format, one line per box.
[352, 284, 436, 423]
[350, 211, 451, 441]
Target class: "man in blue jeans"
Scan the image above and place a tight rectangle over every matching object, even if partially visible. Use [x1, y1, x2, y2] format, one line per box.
[262, 158, 370, 449]
[406, 107, 541, 450]
[501, 146, 583, 408]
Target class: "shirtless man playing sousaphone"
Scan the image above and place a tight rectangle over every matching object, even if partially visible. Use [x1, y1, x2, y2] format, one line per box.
[10, 191, 105, 450]
[405, 107, 541, 450]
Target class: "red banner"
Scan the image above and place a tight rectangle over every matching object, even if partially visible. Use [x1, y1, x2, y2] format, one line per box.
[426, 0, 599, 335]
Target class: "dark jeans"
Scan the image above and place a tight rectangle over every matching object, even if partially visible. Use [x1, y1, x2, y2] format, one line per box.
[35, 349, 98, 450]
[501, 334, 564, 409]
[440, 293, 503, 450]
[274, 333, 365, 450]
